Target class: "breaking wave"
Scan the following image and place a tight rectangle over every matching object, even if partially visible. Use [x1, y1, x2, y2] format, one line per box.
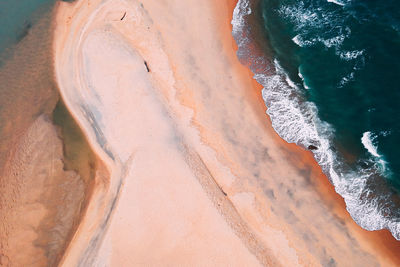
[362, 131, 381, 158]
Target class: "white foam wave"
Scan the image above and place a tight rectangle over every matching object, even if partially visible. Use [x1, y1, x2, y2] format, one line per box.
[231, 0, 253, 60]
[231, 0, 251, 34]
[292, 35, 302, 46]
[298, 67, 311, 89]
[327, 0, 345, 6]
[339, 50, 364, 61]
[362, 132, 389, 172]
[280, 1, 353, 52]
[311, 35, 346, 48]
[279, 5, 318, 30]
[285, 75, 298, 89]
[362, 131, 381, 158]
[339, 71, 355, 87]
[232, 0, 400, 241]
[322, 35, 346, 48]
[292, 34, 314, 47]
[295, 35, 347, 49]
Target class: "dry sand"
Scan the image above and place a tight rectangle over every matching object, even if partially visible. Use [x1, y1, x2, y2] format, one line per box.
[53, 0, 400, 266]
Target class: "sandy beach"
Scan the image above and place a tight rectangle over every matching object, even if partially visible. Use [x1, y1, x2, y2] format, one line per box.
[52, 0, 400, 266]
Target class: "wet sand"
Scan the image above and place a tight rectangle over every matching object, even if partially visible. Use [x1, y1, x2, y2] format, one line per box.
[53, 0, 400, 266]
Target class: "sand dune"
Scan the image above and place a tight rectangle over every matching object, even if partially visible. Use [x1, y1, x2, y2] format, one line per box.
[53, 0, 400, 266]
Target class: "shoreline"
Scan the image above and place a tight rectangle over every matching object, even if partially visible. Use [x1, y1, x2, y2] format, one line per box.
[232, 0, 400, 259]
[241, 0, 400, 243]
[53, 0, 400, 266]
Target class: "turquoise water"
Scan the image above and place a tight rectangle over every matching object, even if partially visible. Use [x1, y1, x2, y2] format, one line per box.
[232, 0, 400, 239]
[0, 0, 56, 62]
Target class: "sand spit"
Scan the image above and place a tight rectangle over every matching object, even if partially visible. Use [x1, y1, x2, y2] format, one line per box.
[54, 0, 400, 266]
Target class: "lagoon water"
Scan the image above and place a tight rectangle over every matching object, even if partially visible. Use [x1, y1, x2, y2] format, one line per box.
[0, 0, 58, 171]
[0, 0, 56, 61]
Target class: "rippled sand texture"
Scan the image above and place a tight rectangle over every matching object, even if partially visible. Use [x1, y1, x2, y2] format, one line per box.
[54, 0, 400, 266]
[0, 115, 83, 266]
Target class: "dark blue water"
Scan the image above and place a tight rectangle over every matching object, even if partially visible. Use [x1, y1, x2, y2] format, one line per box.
[261, 0, 400, 185]
[232, 0, 400, 239]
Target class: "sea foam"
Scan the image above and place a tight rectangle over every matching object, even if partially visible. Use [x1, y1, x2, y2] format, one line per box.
[362, 131, 381, 158]
[327, 0, 345, 6]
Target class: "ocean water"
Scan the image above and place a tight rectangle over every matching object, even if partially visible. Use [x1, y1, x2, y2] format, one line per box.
[232, 0, 400, 239]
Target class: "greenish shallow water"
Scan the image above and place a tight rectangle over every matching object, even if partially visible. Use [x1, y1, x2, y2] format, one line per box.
[0, 0, 57, 63]
[53, 100, 97, 184]
[0, 0, 59, 175]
